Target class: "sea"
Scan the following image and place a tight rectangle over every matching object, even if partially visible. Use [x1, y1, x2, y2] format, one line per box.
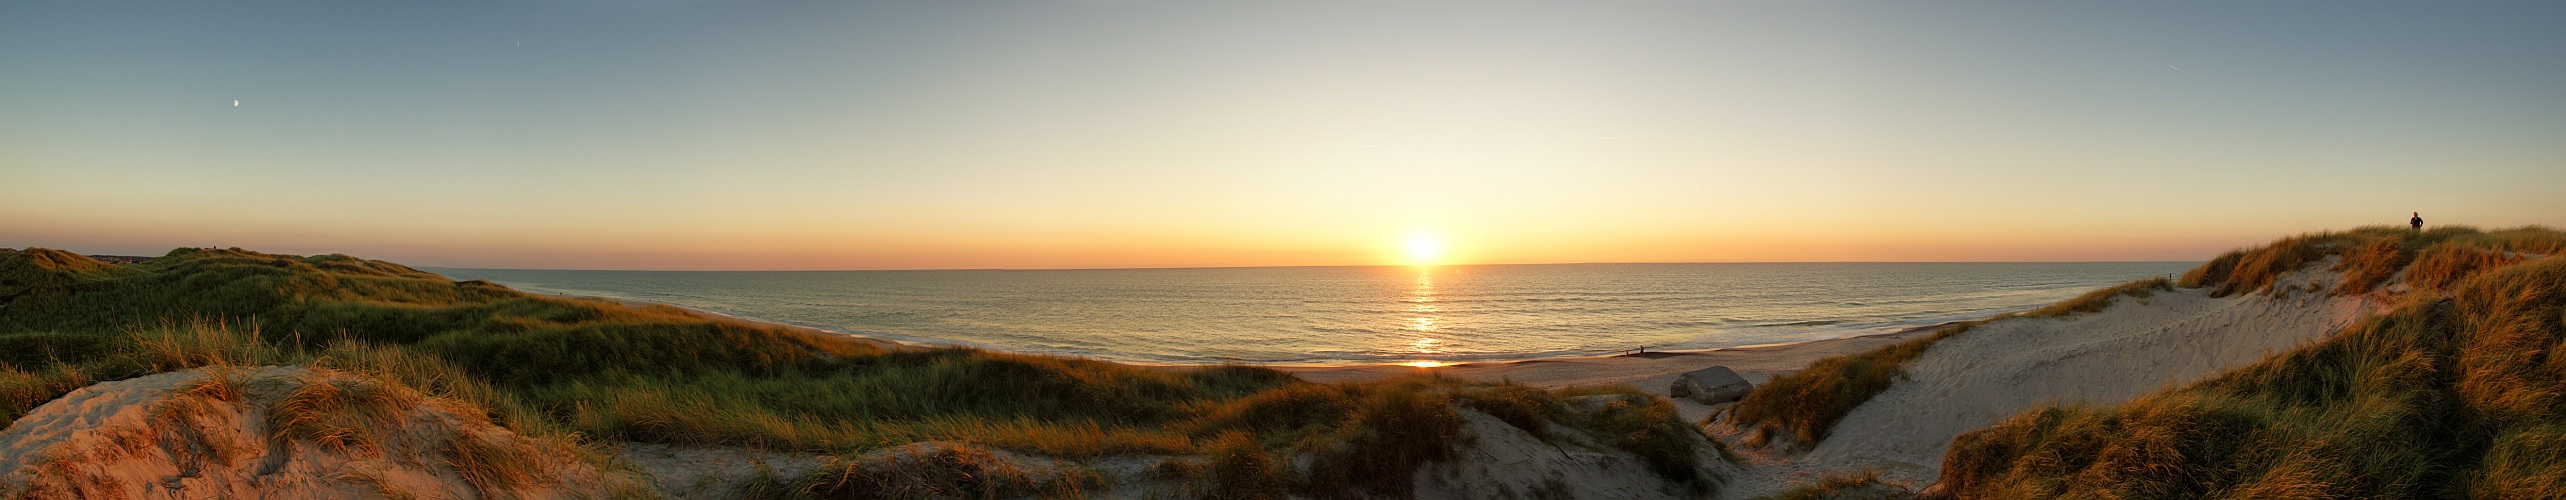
[428, 262, 2195, 365]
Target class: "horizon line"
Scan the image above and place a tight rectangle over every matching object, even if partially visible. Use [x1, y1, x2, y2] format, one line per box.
[417, 259, 2208, 274]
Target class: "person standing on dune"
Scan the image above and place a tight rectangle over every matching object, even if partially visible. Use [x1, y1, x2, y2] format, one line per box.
[2411, 212, 2424, 231]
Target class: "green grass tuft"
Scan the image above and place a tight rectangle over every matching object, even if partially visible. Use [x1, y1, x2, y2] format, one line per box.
[1201, 431, 1288, 499]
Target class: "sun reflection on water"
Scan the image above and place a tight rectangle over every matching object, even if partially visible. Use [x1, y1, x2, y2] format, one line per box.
[1403, 269, 1445, 365]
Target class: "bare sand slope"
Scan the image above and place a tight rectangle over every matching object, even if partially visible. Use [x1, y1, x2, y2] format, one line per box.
[0, 366, 631, 499]
[1777, 264, 2376, 490]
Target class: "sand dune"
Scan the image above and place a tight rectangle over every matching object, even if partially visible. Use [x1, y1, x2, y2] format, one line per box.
[0, 367, 634, 499]
[1778, 262, 2373, 490]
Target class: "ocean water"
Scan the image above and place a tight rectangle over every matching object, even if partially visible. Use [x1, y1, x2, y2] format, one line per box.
[429, 262, 2194, 365]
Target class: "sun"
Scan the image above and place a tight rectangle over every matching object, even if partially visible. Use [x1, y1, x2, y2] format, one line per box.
[1403, 234, 1445, 266]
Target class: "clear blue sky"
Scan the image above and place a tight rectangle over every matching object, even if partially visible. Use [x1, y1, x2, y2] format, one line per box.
[5, 1, 2562, 269]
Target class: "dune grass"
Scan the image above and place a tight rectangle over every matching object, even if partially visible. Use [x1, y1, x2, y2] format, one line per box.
[1934, 228, 2566, 498]
[1763, 469, 1902, 500]
[0, 246, 1731, 498]
[741, 443, 1104, 500]
[445, 432, 565, 498]
[2182, 225, 2566, 297]
[2019, 277, 2172, 318]
[1576, 392, 1723, 492]
[1724, 226, 2562, 452]
[0, 248, 141, 297]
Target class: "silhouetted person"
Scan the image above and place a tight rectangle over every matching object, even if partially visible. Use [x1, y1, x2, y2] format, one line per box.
[2411, 212, 2424, 232]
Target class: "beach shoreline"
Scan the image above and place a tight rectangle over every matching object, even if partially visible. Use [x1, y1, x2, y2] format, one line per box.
[578, 288, 1947, 372]
[536, 287, 1958, 412]
[425, 262, 2191, 369]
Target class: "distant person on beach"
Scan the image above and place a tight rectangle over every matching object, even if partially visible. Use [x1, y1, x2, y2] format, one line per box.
[2411, 212, 2424, 231]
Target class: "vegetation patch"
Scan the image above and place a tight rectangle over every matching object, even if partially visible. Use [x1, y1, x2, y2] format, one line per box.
[2183, 225, 2565, 296]
[444, 433, 564, 498]
[1764, 469, 1906, 500]
[2020, 277, 2170, 318]
[268, 374, 418, 456]
[741, 443, 1102, 500]
[1575, 393, 1721, 493]
[1198, 431, 1287, 499]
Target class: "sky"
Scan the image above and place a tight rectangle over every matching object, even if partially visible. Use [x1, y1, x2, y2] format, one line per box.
[4, 1, 2562, 270]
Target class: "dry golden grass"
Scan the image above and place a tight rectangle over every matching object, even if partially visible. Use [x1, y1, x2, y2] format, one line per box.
[444, 433, 562, 499]
[742, 443, 1102, 500]
[267, 374, 417, 457]
[1766, 469, 1905, 500]
[138, 365, 256, 479]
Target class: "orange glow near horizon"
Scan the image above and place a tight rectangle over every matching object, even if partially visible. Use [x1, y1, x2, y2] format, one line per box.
[4, 2, 2563, 272]
[8, 212, 2509, 271]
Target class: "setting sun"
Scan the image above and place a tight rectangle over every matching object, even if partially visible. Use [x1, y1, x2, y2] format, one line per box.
[1404, 234, 1446, 265]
